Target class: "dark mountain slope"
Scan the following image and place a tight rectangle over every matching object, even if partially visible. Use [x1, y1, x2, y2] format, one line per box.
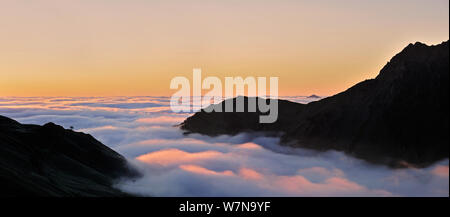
[0, 115, 139, 196]
[180, 41, 449, 167]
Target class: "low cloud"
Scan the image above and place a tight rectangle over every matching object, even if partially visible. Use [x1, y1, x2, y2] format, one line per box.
[1, 96, 448, 196]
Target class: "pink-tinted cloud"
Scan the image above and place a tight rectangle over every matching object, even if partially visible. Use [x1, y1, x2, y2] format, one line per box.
[135, 138, 209, 146]
[4, 96, 448, 197]
[237, 142, 263, 150]
[180, 164, 234, 176]
[136, 148, 222, 166]
[136, 116, 186, 124]
[431, 165, 449, 178]
[239, 168, 263, 180]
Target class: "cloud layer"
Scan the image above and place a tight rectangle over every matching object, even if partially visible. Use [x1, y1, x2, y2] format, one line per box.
[1, 96, 448, 196]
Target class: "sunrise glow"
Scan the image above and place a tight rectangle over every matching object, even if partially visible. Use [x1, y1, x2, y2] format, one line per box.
[1, 0, 448, 96]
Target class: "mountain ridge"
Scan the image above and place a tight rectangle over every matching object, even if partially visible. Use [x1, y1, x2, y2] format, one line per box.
[180, 40, 449, 167]
[0, 115, 140, 196]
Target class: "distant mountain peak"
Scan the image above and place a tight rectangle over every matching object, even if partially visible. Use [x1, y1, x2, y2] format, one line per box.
[307, 94, 320, 99]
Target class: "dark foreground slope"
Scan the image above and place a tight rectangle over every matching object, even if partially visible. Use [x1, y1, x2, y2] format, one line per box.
[181, 41, 449, 167]
[0, 115, 139, 196]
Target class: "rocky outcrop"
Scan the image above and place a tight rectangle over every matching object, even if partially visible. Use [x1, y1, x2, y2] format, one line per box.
[0, 115, 140, 196]
[180, 41, 449, 167]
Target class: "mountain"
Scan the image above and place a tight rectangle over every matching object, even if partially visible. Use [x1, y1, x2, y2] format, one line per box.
[307, 94, 321, 99]
[0, 115, 140, 196]
[180, 41, 449, 167]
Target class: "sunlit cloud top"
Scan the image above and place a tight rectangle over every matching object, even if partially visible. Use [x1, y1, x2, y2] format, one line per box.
[1, 96, 448, 196]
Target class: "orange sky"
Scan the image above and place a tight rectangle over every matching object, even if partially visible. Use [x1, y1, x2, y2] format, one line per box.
[0, 0, 448, 97]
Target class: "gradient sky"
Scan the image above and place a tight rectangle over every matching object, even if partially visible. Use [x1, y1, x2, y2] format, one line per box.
[0, 0, 448, 96]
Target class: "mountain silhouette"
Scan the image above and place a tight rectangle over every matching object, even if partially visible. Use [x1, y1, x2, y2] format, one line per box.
[181, 41, 449, 167]
[0, 116, 140, 196]
[307, 94, 320, 99]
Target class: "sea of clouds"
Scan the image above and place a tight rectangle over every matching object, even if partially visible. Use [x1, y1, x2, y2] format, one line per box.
[0, 96, 448, 196]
